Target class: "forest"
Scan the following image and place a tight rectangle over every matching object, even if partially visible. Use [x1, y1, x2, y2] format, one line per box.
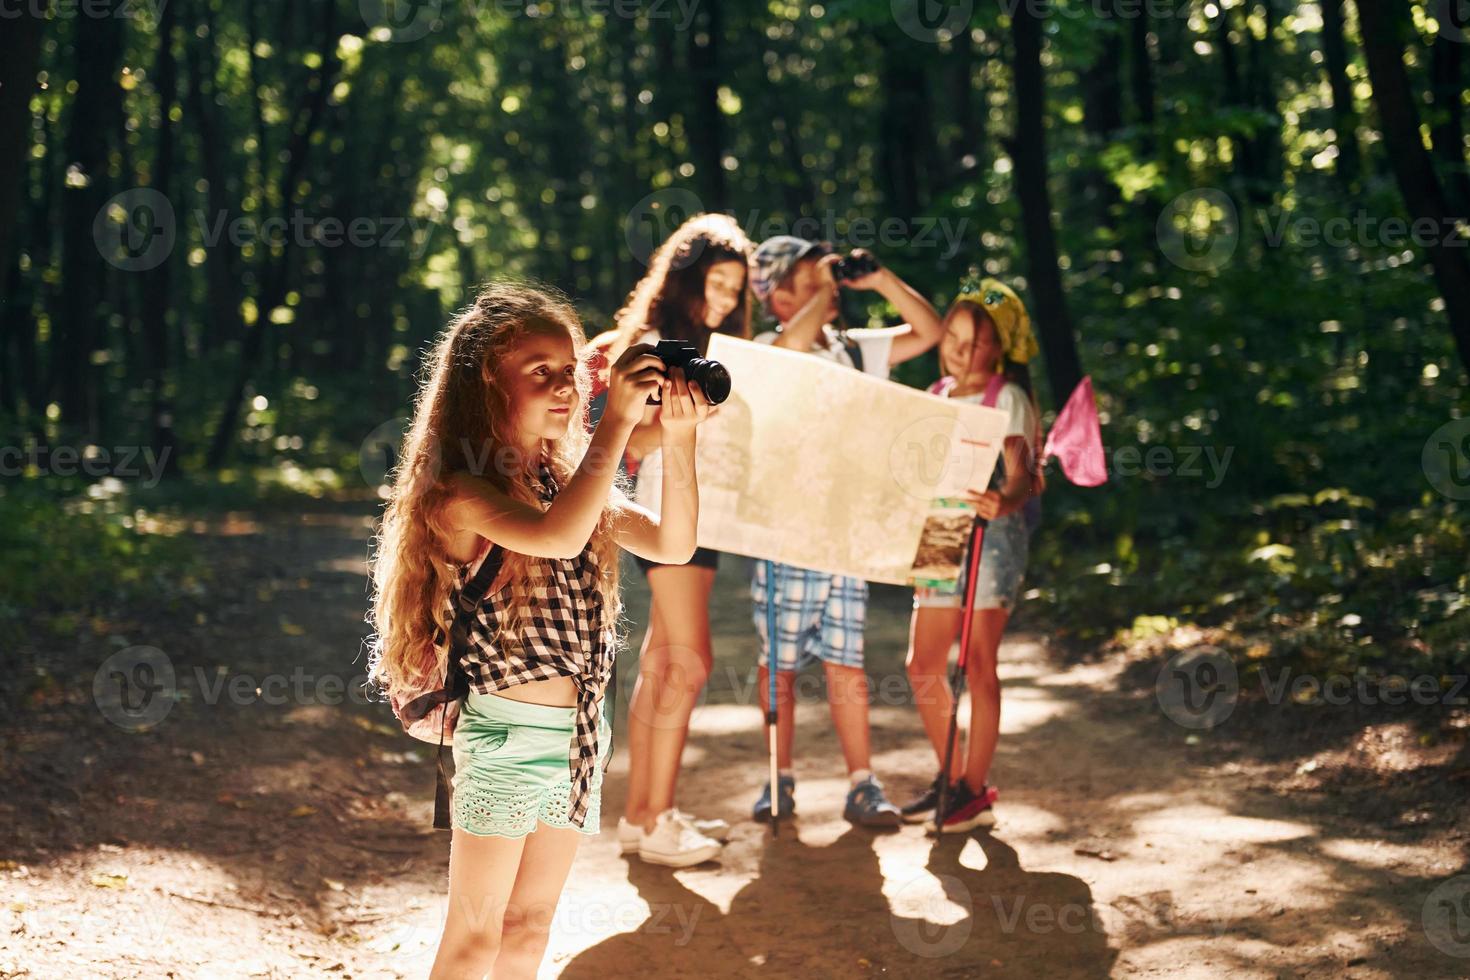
[3, 0, 1464, 675]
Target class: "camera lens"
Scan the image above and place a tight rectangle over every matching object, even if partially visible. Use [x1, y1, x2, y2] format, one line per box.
[689, 359, 731, 404]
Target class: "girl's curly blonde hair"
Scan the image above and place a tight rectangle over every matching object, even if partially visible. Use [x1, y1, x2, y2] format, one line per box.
[367, 281, 628, 706]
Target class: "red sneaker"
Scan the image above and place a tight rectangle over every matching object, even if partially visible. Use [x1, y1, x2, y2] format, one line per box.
[928, 782, 998, 833]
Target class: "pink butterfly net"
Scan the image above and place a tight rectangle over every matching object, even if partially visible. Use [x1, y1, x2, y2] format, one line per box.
[1042, 376, 1107, 487]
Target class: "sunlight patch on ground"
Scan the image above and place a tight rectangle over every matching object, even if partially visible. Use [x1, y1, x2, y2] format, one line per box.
[1317, 836, 1446, 871]
[1132, 805, 1316, 844]
[995, 686, 1073, 735]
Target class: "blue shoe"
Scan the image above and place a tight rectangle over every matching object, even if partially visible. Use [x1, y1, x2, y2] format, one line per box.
[752, 774, 796, 822]
[844, 776, 902, 828]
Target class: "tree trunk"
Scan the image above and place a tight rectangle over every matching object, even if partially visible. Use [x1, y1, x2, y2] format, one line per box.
[143, 0, 180, 477]
[878, 36, 930, 219]
[1249, 0, 1282, 191]
[687, 1, 727, 211]
[1129, 9, 1156, 154]
[1355, 0, 1470, 377]
[1429, 27, 1470, 217]
[0, 5, 45, 291]
[1011, 1, 1084, 403]
[1215, 4, 1258, 189]
[1082, 11, 1125, 228]
[1319, 0, 1363, 188]
[56, 5, 126, 441]
[206, 1, 340, 468]
[947, 27, 983, 177]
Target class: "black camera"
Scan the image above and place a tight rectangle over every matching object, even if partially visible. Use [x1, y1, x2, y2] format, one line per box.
[649, 340, 731, 405]
[832, 250, 881, 282]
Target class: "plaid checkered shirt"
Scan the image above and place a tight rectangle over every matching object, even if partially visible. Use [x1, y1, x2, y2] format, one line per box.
[447, 464, 615, 828]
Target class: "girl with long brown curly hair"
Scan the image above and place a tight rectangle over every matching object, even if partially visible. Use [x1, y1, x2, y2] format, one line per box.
[588, 213, 753, 867]
[367, 280, 712, 979]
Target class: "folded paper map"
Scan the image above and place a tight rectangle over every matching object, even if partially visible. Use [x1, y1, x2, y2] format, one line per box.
[634, 334, 1007, 585]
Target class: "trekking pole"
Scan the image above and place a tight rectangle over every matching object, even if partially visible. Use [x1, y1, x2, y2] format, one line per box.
[765, 559, 781, 837]
[934, 517, 988, 837]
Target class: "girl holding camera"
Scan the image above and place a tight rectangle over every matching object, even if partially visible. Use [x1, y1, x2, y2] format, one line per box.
[590, 213, 754, 866]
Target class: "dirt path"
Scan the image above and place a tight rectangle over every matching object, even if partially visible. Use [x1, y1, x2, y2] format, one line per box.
[3, 504, 1467, 978]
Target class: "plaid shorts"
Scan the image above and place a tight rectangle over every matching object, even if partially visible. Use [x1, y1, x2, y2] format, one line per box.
[751, 561, 868, 671]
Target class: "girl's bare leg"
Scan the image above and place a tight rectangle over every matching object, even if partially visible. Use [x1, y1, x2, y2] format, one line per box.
[905, 606, 965, 783]
[636, 565, 715, 828]
[494, 824, 584, 980]
[962, 608, 1009, 791]
[429, 830, 527, 979]
[622, 601, 669, 829]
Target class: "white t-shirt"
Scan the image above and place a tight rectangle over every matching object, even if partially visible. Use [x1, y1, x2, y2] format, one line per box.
[946, 381, 1039, 457]
[752, 324, 902, 381]
[630, 327, 665, 512]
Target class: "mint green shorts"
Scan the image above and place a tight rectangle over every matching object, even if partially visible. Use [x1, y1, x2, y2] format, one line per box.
[451, 690, 610, 838]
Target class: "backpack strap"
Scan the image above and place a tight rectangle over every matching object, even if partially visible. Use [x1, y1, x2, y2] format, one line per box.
[838, 331, 865, 374]
[434, 541, 506, 829]
[980, 374, 1006, 407]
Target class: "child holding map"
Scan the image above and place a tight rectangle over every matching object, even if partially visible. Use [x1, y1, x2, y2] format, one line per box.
[901, 276, 1042, 833]
[745, 235, 944, 827]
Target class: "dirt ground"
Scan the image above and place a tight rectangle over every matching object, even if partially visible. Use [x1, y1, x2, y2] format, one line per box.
[3, 504, 1469, 978]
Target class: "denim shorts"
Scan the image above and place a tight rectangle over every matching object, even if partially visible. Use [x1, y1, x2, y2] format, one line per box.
[451, 690, 611, 838]
[913, 511, 1029, 612]
[751, 561, 867, 671]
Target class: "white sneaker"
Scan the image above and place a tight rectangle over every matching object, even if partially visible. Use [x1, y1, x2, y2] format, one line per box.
[673, 808, 730, 841]
[637, 810, 722, 868]
[616, 817, 642, 855]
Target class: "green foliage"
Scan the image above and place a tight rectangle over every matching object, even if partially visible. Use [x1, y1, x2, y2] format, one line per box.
[0, 479, 206, 641]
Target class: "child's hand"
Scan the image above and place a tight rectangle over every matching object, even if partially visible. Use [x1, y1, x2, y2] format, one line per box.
[658, 367, 712, 438]
[963, 489, 1004, 521]
[606, 343, 666, 426]
[839, 249, 887, 291]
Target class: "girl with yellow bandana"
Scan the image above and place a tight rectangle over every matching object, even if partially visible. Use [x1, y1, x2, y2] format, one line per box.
[900, 272, 1043, 833]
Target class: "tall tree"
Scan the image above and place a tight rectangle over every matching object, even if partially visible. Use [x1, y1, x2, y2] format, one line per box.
[143, 0, 180, 476]
[1082, 11, 1126, 227]
[1428, 22, 1470, 217]
[687, 2, 727, 211]
[0, 6, 46, 288]
[205, 1, 341, 468]
[1355, 0, 1470, 376]
[1129, 6, 1157, 155]
[1319, 0, 1363, 188]
[56, 4, 127, 440]
[1010, 2, 1083, 402]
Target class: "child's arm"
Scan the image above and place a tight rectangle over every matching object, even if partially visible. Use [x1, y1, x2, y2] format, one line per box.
[614, 369, 711, 563]
[839, 257, 943, 365]
[966, 435, 1035, 520]
[444, 345, 665, 559]
[769, 254, 840, 353]
[623, 403, 663, 462]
